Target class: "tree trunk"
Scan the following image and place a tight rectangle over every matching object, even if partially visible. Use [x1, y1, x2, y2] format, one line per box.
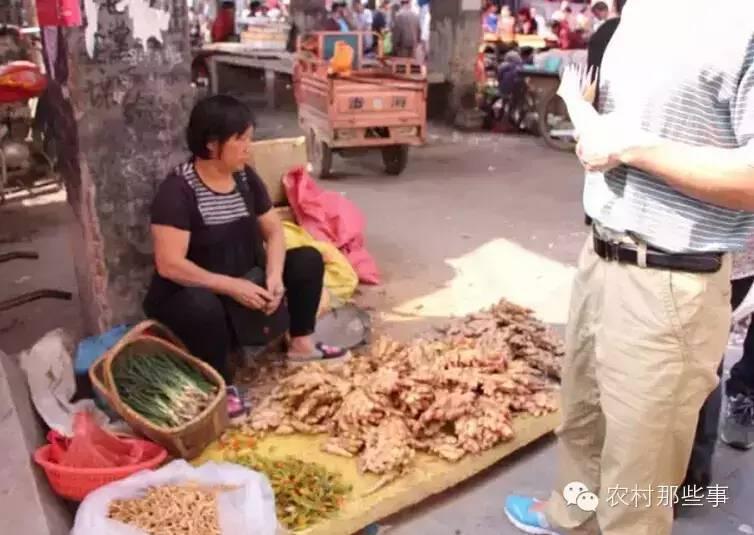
[43, 0, 195, 333]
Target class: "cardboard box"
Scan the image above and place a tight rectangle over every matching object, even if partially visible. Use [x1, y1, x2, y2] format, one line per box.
[248, 136, 307, 206]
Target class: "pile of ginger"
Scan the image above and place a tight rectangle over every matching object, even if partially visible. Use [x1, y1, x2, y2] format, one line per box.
[242, 299, 563, 486]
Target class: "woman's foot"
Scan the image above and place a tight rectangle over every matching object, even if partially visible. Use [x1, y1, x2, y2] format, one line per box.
[226, 385, 250, 422]
[287, 336, 350, 364]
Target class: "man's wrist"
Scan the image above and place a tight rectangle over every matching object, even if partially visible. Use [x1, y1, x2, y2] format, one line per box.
[618, 145, 640, 166]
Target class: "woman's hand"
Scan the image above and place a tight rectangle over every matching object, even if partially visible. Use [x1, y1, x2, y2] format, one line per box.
[265, 274, 285, 316]
[223, 277, 273, 311]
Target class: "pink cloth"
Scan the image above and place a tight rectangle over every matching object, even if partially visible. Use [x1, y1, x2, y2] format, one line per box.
[283, 167, 380, 284]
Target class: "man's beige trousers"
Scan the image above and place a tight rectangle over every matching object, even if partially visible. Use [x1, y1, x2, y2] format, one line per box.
[545, 236, 731, 535]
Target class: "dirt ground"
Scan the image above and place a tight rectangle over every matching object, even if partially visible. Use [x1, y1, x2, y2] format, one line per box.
[1, 114, 752, 534]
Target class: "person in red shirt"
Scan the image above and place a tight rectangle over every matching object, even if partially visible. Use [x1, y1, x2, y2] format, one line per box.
[211, 1, 237, 43]
[549, 19, 585, 50]
[514, 7, 538, 35]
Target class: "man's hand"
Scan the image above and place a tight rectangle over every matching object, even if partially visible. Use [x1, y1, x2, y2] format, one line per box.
[265, 274, 285, 316]
[576, 114, 657, 173]
[557, 64, 597, 105]
[576, 120, 624, 173]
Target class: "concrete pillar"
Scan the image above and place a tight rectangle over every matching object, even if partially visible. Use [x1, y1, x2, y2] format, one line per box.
[428, 0, 482, 123]
[46, 1, 195, 334]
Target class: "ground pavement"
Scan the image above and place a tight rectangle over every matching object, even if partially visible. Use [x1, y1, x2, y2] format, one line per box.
[0, 116, 751, 534]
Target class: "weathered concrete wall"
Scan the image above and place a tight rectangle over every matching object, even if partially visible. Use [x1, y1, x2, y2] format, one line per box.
[428, 0, 482, 120]
[49, 0, 195, 333]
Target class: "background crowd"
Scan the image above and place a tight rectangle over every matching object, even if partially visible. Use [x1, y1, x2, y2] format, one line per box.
[483, 0, 613, 50]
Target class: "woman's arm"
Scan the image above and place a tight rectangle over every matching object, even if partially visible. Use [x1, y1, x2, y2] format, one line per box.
[153, 225, 231, 291]
[257, 209, 286, 313]
[258, 209, 286, 280]
[153, 224, 272, 309]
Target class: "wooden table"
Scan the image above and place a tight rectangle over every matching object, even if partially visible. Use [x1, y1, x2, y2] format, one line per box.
[203, 43, 294, 109]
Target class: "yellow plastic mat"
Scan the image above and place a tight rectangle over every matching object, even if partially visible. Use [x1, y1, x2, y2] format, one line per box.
[198, 411, 559, 535]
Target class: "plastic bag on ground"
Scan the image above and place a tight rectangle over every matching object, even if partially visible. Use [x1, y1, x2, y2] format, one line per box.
[283, 167, 380, 284]
[283, 220, 359, 302]
[72, 460, 278, 535]
[19, 329, 111, 436]
[48, 412, 143, 468]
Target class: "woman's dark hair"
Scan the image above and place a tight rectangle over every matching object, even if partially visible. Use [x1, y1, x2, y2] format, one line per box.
[616, 0, 627, 14]
[186, 95, 256, 159]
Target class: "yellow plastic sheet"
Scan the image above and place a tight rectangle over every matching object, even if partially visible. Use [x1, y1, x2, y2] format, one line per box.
[283, 221, 358, 303]
[198, 411, 559, 535]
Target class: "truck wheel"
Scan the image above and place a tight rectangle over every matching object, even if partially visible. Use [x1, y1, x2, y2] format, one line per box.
[382, 145, 409, 175]
[307, 131, 332, 178]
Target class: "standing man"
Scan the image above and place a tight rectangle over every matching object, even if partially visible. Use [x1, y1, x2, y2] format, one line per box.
[685, 250, 754, 494]
[211, 1, 238, 42]
[590, 1, 610, 32]
[372, 0, 391, 35]
[418, 0, 431, 54]
[504, 1, 754, 535]
[322, 2, 350, 32]
[391, 0, 421, 59]
[352, 0, 374, 52]
[720, 272, 754, 450]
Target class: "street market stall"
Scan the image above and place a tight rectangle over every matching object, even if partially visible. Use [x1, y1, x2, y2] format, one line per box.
[22, 138, 564, 534]
[29, 292, 562, 534]
[200, 413, 559, 535]
[197, 299, 563, 533]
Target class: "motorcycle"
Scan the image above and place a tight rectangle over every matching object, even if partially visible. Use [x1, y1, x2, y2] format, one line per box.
[0, 59, 57, 204]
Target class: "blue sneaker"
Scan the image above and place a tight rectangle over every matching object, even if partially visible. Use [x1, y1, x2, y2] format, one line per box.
[504, 495, 560, 535]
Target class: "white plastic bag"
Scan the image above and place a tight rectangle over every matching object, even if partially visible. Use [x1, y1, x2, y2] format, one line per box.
[72, 460, 278, 535]
[19, 329, 111, 436]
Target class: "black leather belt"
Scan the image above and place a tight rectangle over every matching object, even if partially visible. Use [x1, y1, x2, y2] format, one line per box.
[593, 233, 723, 273]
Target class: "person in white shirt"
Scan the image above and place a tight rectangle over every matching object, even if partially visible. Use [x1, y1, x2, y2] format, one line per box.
[530, 6, 548, 37]
[352, 0, 374, 51]
[505, 1, 754, 534]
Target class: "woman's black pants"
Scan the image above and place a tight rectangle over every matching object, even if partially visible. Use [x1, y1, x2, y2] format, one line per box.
[686, 276, 754, 483]
[145, 247, 324, 382]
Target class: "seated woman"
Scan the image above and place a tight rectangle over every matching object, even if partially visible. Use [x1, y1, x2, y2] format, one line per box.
[143, 95, 347, 414]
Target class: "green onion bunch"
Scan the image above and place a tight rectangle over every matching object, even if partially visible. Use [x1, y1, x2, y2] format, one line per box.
[112, 353, 218, 428]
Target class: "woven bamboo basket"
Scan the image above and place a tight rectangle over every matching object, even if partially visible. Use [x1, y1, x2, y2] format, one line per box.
[89, 320, 229, 459]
